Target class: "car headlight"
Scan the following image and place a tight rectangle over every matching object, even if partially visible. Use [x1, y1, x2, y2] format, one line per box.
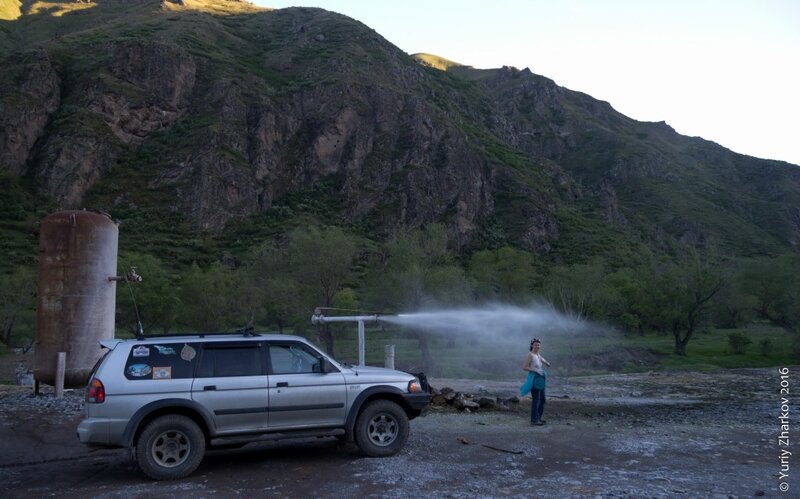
[408, 379, 422, 393]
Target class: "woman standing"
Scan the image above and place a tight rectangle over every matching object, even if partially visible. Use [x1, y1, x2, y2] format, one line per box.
[522, 338, 551, 425]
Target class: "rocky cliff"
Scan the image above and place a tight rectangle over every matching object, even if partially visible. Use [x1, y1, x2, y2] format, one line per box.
[0, 0, 798, 260]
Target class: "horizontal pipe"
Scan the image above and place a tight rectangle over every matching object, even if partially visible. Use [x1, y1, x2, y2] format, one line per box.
[311, 314, 380, 325]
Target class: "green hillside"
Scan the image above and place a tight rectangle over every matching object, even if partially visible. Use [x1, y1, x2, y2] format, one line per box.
[0, 1, 798, 366]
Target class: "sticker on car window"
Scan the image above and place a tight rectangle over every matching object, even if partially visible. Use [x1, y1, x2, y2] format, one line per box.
[132, 346, 150, 358]
[152, 366, 172, 379]
[180, 344, 196, 362]
[154, 345, 176, 355]
[127, 364, 152, 377]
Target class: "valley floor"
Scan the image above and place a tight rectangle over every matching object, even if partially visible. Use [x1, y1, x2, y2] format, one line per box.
[0, 368, 793, 497]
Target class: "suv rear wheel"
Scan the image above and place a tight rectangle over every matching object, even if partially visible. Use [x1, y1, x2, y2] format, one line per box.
[354, 400, 409, 457]
[135, 415, 205, 480]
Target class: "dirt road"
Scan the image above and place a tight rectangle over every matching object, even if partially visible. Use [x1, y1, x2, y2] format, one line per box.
[0, 368, 794, 497]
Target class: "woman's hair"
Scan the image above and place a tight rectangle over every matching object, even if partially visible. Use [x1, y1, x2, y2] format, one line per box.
[529, 338, 541, 351]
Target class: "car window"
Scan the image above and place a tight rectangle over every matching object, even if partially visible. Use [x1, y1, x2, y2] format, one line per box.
[196, 343, 263, 378]
[124, 343, 200, 380]
[269, 343, 321, 374]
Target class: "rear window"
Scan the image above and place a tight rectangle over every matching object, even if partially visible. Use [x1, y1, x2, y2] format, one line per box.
[124, 343, 200, 380]
[196, 343, 264, 378]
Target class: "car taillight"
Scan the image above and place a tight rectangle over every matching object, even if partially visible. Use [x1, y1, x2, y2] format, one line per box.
[87, 378, 105, 403]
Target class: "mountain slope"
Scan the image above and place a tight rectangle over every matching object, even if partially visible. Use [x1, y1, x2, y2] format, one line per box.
[0, 0, 797, 269]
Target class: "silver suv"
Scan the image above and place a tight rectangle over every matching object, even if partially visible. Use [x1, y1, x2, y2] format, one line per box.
[77, 332, 430, 480]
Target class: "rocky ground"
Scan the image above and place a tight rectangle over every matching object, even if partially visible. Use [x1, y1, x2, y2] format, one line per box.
[0, 366, 795, 498]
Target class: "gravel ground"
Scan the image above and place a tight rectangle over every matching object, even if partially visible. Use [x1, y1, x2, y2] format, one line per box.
[0, 367, 796, 498]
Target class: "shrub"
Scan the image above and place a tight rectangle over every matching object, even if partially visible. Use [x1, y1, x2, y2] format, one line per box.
[727, 332, 752, 355]
[619, 313, 641, 335]
[758, 338, 773, 357]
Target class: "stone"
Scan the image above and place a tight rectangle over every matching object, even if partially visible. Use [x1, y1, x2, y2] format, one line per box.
[477, 397, 497, 409]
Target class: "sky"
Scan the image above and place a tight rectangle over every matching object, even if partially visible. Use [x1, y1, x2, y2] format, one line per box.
[252, 1, 800, 166]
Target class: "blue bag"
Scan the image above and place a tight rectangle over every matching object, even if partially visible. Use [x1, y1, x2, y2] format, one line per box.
[520, 369, 547, 395]
[519, 371, 534, 396]
[533, 371, 546, 390]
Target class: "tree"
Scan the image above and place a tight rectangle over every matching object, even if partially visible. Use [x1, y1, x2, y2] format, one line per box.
[116, 253, 180, 335]
[736, 255, 800, 356]
[657, 249, 725, 356]
[179, 262, 247, 331]
[287, 226, 360, 355]
[468, 247, 538, 302]
[543, 259, 610, 321]
[362, 224, 473, 374]
[737, 255, 800, 335]
[712, 282, 755, 329]
[606, 261, 675, 336]
[0, 266, 36, 348]
[245, 242, 299, 333]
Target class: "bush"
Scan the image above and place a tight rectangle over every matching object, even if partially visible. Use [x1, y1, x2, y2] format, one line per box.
[727, 332, 752, 355]
[758, 339, 772, 357]
[618, 313, 641, 335]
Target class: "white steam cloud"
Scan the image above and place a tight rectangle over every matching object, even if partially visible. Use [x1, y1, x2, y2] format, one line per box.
[379, 303, 592, 348]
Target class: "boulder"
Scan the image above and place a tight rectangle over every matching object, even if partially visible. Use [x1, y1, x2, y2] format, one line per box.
[477, 397, 498, 409]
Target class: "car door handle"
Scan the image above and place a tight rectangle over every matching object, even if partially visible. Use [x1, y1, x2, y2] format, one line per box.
[203, 385, 217, 391]
[277, 382, 289, 388]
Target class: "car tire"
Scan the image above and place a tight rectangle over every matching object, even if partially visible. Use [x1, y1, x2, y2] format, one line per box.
[354, 400, 409, 457]
[135, 415, 206, 480]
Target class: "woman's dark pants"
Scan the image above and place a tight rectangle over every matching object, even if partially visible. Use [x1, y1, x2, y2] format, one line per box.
[530, 387, 546, 423]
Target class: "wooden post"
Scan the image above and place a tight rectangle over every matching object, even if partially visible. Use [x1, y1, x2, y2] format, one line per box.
[384, 344, 395, 370]
[55, 352, 66, 399]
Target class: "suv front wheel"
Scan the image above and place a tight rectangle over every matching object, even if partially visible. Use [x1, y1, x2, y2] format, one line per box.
[135, 415, 206, 480]
[354, 400, 409, 457]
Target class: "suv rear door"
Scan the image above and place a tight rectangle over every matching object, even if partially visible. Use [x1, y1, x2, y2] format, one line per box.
[266, 341, 347, 429]
[191, 341, 268, 435]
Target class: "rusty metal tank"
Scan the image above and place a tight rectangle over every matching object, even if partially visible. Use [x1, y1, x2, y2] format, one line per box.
[34, 210, 119, 388]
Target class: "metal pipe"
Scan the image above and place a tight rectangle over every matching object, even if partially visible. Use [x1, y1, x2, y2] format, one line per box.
[311, 314, 380, 324]
[310, 313, 384, 366]
[384, 344, 395, 370]
[358, 320, 365, 366]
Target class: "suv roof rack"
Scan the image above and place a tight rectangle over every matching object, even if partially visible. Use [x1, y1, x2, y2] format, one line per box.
[134, 329, 263, 341]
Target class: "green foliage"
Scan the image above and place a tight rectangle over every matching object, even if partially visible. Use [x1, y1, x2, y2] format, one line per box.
[544, 258, 612, 320]
[178, 262, 250, 331]
[758, 338, 772, 357]
[0, 265, 36, 347]
[288, 226, 359, 307]
[272, 225, 362, 354]
[713, 281, 756, 329]
[0, 175, 50, 271]
[552, 206, 643, 264]
[604, 265, 663, 334]
[360, 224, 473, 375]
[0, 174, 32, 221]
[244, 242, 299, 333]
[363, 224, 470, 311]
[736, 255, 800, 335]
[637, 324, 794, 369]
[468, 247, 539, 302]
[726, 332, 751, 354]
[652, 248, 725, 355]
[116, 252, 181, 335]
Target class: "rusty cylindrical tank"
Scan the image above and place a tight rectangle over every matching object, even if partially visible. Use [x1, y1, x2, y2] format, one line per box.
[34, 210, 119, 388]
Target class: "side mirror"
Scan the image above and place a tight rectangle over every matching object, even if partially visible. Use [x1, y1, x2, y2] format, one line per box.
[315, 358, 337, 374]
